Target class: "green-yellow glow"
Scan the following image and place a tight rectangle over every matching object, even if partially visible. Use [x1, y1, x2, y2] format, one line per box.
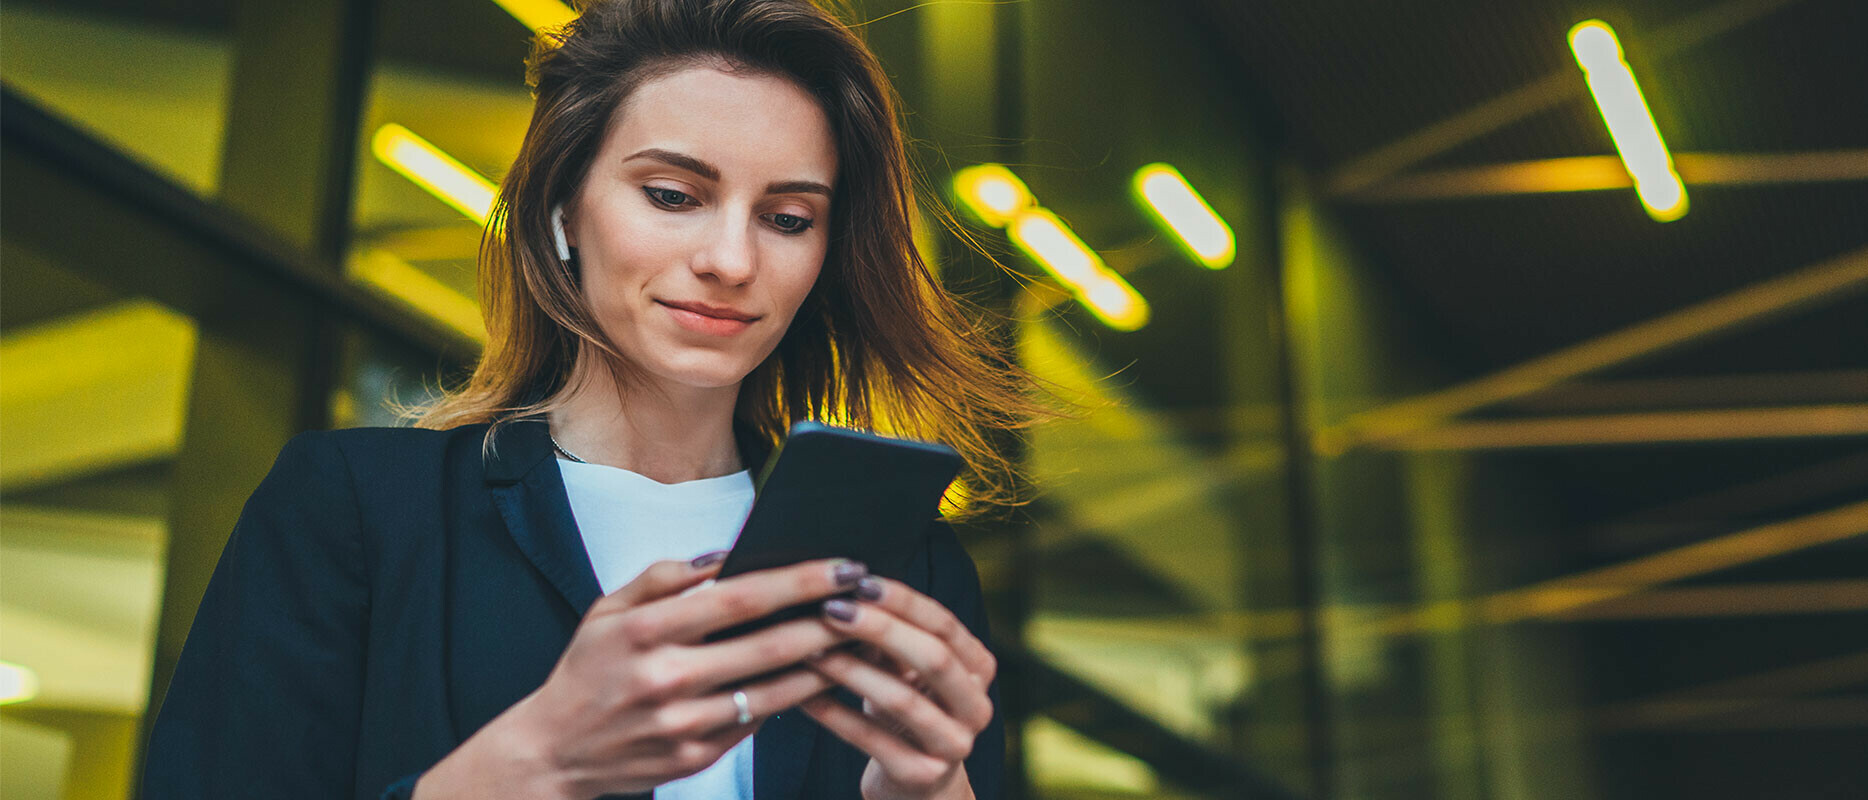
[1009, 209, 1149, 331]
[371, 123, 497, 225]
[1569, 20, 1687, 222]
[348, 249, 488, 344]
[0, 661, 39, 704]
[1133, 163, 1235, 268]
[490, 0, 576, 31]
[953, 164, 1034, 228]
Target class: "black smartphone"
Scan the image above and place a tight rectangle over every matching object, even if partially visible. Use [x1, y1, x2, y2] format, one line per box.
[703, 421, 963, 642]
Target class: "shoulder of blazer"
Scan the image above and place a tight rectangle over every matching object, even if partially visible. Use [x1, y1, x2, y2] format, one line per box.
[287, 426, 493, 546]
[284, 426, 495, 580]
[304, 424, 487, 483]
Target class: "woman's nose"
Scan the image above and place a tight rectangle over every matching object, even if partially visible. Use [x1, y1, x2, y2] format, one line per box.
[692, 212, 757, 286]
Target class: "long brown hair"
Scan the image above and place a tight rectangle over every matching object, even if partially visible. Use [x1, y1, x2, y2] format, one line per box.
[405, 0, 1045, 515]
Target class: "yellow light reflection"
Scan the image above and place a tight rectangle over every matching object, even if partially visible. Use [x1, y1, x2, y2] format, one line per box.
[490, 0, 576, 32]
[1008, 209, 1150, 330]
[1133, 163, 1235, 268]
[1569, 20, 1687, 221]
[953, 164, 1035, 228]
[0, 661, 39, 704]
[348, 249, 488, 344]
[371, 123, 497, 225]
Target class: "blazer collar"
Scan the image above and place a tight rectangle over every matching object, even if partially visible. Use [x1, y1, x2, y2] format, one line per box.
[483, 417, 603, 613]
[480, 416, 815, 800]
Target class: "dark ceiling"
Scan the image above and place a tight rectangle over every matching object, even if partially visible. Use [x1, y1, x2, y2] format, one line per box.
[1186, 0, 1868, 378]
[1180, 0, 1867, 576]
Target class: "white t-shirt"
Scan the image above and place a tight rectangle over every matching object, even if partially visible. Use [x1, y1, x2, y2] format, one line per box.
[557, 456, 758, 800]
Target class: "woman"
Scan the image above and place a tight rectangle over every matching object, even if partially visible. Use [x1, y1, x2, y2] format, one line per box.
[142, 1, 1040, 798]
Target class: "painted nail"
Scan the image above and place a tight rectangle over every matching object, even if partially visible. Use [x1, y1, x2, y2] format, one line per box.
[854, 576, 883, 602]
[690, 550, 728, 568]
[832, 560, 868, 587]
[824, 598, 859, 622]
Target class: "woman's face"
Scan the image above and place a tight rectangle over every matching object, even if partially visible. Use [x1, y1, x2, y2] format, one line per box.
[563, 65, 837, 395]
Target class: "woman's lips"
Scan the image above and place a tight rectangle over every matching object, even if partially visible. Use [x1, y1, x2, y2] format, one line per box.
[658, 300, 757, 336]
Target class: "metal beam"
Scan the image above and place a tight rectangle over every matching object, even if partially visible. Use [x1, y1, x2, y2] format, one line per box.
[1477, 498, 1868, 625]
[1343, 151, 1868, 202]
[1595, 649, 1868, 731]
[1042, 497, 1868, 642]
[0, 90, 479, 365]
[1376, 404, 1868, 451]
[1033, 579, 1868, 646]
[1317, 244, 1868, 455]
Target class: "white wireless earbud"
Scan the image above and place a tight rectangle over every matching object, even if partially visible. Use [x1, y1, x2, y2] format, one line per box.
[550, 204, 573, 262]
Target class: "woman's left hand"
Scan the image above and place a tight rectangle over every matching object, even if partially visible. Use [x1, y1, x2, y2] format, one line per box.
[799, 576, 996, 800]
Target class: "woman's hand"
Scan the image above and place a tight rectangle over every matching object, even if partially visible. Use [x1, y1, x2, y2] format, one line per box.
[799, 576, 997, 800]
[415, 554, 869, 799]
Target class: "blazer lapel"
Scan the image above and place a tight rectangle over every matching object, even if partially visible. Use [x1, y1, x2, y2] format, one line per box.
[484, 417, 603, 615]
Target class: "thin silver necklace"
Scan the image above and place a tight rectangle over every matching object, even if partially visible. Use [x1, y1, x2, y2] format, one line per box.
[547, 429, 589, 464]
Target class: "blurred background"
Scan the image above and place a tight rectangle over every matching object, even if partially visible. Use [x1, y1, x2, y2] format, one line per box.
[3, 0, 1865, 797]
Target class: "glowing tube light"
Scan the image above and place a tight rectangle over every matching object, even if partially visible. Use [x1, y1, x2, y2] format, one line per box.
[953, 164, 1035, 228]
[490, 0, 576, 32]
[1569, 20, 1687, 222]
[1133, 163, 1235, 269]
[0, 661, 38, 704]
[1008, 209, 1150, 331]
[372, 124, 497, 226]
[1008, 209, 1102, 285]
[1077, 274, 1151, 331]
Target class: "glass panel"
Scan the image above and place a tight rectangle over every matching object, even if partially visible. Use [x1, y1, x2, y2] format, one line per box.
[0, 4, 232, 197]
[0, 277, 194, 796]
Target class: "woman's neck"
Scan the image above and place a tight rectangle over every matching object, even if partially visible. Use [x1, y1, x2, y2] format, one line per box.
[544, 361, 745, 484]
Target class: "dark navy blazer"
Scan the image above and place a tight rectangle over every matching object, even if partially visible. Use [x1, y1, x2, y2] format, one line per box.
[142, 417, 1003, 799]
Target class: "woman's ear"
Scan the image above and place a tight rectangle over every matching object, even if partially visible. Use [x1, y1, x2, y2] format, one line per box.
[550, 204, 576, 261]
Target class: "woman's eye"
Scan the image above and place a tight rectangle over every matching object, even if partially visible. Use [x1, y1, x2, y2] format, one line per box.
[644, 187, 692, 207]
[767, 213, 814, 234]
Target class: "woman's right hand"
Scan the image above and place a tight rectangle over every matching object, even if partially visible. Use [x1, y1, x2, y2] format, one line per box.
[414, 553, 868, 799]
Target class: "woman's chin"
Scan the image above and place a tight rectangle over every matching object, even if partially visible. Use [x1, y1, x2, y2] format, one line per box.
[643, 356, 762, 393]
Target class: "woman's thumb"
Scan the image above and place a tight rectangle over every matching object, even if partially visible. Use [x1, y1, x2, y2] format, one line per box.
[599, 550, 728, 611]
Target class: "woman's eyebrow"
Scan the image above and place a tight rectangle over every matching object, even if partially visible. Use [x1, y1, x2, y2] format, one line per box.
[624, 148, 831, 199]
[767, 179, 833, 199]
[625, 148, 720, 180]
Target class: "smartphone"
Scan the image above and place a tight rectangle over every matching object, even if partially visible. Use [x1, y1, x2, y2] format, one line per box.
[703, 421, 963, 642]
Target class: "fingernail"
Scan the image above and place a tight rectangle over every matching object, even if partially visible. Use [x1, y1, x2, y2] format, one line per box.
[824, 598, 859, 622]
[854, 576, 883, 602]
[832, 560, 868, 587]
[691, 550, 728, 568]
